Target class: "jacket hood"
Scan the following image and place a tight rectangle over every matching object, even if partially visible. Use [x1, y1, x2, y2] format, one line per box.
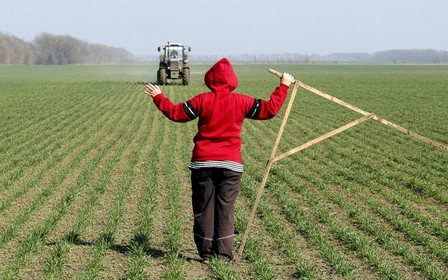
[204, 58, 238, 92]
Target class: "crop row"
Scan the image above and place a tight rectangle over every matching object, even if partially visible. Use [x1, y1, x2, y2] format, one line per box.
[1, 82, 142, 279]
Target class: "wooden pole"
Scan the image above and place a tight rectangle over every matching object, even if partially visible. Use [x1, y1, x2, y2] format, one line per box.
[371, 115, 448, 152]
[236, 79, 300, 261]
[273, 114, 374, 163]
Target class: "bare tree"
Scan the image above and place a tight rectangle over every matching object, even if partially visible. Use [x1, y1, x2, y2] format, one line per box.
[0, 33, 35, 64]
[32, 33, 135, 65]
[33, 33, 90, 64]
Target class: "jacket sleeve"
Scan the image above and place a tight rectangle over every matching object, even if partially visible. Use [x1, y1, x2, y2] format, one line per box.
[246, 83, 289, 120]
[153, 93, 196, 122]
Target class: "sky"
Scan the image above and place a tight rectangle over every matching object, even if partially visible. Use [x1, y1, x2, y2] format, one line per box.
[1, 0, 447, 56]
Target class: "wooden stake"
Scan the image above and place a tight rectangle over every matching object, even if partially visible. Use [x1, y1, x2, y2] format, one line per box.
[236, 79, 300, 261]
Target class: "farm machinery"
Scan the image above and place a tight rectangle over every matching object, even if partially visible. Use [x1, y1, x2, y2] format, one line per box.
[157, 42, 191, 85]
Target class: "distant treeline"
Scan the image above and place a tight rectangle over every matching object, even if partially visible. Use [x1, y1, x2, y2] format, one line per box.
[2, 32, 448, 65]
[317, 49, 448, 64]
[0, 33, 135, 65]
[204, 50, 448, 64]
[140, 49, 448, 64]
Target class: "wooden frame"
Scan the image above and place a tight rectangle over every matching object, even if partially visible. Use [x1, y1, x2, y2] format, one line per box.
[236, 68, 447, 261]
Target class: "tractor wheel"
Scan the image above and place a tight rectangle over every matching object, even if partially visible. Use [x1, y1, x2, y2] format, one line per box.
[158, 68, 167, 85]
[182, 68, 191, 86]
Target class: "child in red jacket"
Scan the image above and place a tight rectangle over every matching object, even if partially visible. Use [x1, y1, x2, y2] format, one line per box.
[145, 58, 294, 262]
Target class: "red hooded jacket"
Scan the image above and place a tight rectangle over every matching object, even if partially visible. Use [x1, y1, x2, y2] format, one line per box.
[153, 58, 289, 165]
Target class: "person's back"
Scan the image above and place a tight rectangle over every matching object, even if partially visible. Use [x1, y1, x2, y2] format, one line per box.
[151, 58, 292, 167]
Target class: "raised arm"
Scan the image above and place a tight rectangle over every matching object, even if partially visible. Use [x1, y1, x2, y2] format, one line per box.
[247, 73, 295, 120]
[145, 84, 193, 122]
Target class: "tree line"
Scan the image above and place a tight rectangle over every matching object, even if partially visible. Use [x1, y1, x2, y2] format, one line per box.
[3, 32, 448, 65]
[140, 49, 448, 64]
[0, 33, 135, 65]
[221, 50, 448, 64]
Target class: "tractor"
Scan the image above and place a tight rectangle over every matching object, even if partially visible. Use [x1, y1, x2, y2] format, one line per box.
[157, 42, 191, 85]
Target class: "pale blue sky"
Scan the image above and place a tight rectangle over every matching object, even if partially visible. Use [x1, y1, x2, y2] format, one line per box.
[1, 0, 447, 56]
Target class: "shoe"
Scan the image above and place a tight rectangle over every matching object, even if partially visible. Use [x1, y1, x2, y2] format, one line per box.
[201, 255, 212, 264]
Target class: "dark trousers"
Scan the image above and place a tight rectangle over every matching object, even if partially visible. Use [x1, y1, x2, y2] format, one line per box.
[191, 168, 242, 261]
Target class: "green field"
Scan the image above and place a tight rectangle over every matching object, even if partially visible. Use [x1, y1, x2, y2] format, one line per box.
[0, 64, 447, 279]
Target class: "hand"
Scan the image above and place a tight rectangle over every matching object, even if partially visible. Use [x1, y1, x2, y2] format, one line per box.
[145, 84, 161, 98]
[281, 73, 295, 87]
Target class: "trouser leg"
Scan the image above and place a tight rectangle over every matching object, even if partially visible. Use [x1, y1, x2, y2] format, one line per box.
[214, 170, 241, 261]
[191, 169, 215, 259]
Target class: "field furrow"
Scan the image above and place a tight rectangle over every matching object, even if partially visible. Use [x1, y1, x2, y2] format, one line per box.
[38, 84, 145, 280]
[123, 97, 165, 279]
[0, 83, 136, 278]
[0, 88, 119, 217]
[0, 82, 114, 179]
